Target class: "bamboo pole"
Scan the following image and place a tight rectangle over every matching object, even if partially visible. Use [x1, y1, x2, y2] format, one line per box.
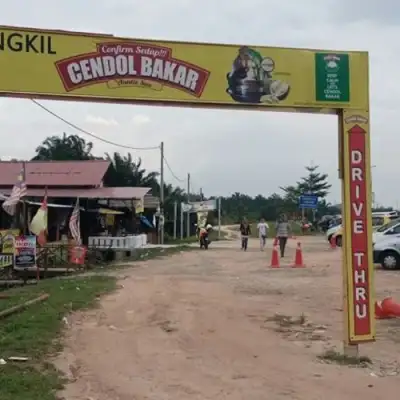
[0, 293, 49, 320]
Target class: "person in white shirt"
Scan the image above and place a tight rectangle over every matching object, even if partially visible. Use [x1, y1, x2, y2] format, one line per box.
[257, 218, 269, 251]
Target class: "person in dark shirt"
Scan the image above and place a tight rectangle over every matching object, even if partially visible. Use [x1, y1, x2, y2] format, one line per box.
[239, 217, 251, 251]
[275, 213, 291, 257]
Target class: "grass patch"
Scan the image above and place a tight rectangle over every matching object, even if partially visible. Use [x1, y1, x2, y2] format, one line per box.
[0, 275, 117, 400]
[165, 236, 198, 244]
[318, 350, 371, 367]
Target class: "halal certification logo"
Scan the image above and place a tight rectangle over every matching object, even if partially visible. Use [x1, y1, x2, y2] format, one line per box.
[324, 55, 340, 73]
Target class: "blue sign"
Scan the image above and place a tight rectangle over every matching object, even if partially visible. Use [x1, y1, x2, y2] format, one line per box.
[299, 194, 318, 209]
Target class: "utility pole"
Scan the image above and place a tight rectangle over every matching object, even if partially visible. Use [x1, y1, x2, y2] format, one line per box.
[173, 201, 177, 239]
[160, 142, 164, 244]
[180, 203, 184, 240]
[186, 173, 190, 237]
[218, 197, 222, 239]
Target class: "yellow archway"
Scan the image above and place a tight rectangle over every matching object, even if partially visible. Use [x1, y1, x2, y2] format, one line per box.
[0, 25, 374, 350]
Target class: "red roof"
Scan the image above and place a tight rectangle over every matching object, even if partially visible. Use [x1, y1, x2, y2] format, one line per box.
[0, 187, 150, 199]
[0, 160, 110, 186]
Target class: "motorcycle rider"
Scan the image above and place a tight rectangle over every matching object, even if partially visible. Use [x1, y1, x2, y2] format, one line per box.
[199, 224, 213, 247]
[199, 224, 213, 236]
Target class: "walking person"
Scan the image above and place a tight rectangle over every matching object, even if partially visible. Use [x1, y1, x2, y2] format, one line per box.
[257, 218, 269, 251]
[239, 217, 251, 251]
[276, 214, 290, 257]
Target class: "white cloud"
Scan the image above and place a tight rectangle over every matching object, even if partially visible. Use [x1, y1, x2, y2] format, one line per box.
[85, 115, 119, 126]
[1, 1, 400, 205]
[131, 115, 151, 125]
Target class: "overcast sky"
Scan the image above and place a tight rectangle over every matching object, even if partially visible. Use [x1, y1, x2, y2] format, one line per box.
[1, 1, 399, 206]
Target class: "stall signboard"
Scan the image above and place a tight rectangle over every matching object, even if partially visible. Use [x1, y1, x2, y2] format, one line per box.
[0, 26, 368, 110]
[182, 200, 217, 213]
[0, 229, 19, 268]
[14, 235, 37, 267]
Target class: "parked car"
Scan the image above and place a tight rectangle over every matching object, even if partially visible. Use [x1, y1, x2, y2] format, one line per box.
[328, 215, 400, 248]
[373, 218, 400, 244]
[331, 226, 343, 247]
[371, 211, 398, 229]
[373, 235, 400, 270]
[325, 217, 342, 244]
[318, 215, 337, 232]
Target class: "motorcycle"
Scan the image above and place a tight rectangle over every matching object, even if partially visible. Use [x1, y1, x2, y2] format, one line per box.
[199, 231, 209, 249]
[197, 224, 213, 250]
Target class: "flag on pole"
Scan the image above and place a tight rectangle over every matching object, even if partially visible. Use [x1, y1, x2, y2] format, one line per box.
[69, 198, 81, 245]
[29, 189, 48, 246]
[2, 165, 27, 216]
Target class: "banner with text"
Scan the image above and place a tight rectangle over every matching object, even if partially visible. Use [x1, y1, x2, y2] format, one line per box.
[182, 200, 217, 213]
[342, 109, 375, 343]
[0, 26, 368, 110]
[0, 229, 19, 268]
[14, 235, 37, 268]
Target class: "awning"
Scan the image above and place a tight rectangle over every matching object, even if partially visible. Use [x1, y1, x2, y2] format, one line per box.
[87, 208, 124, 215]
[27, 200, 76, 209]
[0, 197, 85, 210]
[0, 187, 151, 199]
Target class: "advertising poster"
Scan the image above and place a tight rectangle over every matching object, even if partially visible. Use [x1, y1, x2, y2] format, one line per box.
[0, 229, 19, 268]
[182, 200, 217, 213]
[196, 211, 208, 228]
[0, 26, 368, 110]
[14, 235, 37, 267]
[134, 198, 144, 213]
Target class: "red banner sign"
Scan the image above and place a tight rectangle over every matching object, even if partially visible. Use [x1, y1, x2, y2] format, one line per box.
[69, 245, 87, 265]
[347, 124, 373, 338]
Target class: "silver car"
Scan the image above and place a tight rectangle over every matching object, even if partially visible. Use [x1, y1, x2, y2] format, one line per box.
[373, 235, 400, 270]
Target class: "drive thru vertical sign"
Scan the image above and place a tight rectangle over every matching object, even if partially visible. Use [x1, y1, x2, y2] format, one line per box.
[342, 109, 375, 343]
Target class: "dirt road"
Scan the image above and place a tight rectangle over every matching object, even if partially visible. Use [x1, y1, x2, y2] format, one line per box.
[55, 236, 400, 400]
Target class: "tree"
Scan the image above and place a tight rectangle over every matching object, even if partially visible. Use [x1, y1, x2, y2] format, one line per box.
[280, 185, 301, 208]
[31, 133, 191, 231]
[33, 133, 94, 161]
[297, 165, 331, 199]
[103, 152, 159, 188]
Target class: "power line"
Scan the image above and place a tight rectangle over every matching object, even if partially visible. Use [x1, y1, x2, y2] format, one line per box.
[163, 155, 185, 183]
[31, 99, 160, 151]
[31, 98, 188, 186]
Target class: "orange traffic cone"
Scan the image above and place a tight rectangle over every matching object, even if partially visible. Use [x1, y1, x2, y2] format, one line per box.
[330, 236, 337, 249]
[381, 297, 400, 317]
[375, 300, 393, 319]
[273, 237, 278, 246]
[292, 242, 305, 268]
[270, 245, 280, 268]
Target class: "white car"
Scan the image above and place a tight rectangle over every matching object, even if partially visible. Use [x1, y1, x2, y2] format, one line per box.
[326, 224, 342, 243]
[373, 219, 400, 244]
[373, 235, 400, 270]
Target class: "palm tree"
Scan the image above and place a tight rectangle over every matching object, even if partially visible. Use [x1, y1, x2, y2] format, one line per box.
[33, 133, 94, 161]
[103, 152, 159, 188]
[132, 158, 159, 187]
